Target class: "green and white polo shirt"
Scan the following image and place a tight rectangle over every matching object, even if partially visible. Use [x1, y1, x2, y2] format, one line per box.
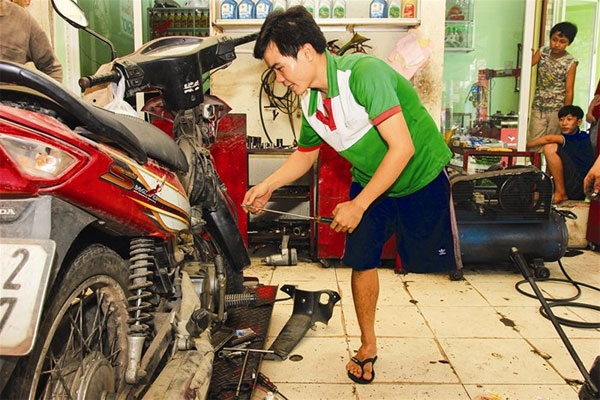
[298, 51, 451, 197]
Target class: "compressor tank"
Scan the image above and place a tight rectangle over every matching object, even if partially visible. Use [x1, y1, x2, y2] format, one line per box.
[458, 210, 568, 265]
[450, 166, 569, 265]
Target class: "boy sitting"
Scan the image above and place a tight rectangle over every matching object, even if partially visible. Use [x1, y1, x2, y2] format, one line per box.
[527, 105, 595, 203]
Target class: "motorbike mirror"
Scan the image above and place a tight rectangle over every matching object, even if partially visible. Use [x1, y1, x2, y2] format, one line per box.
[52, 0, 118, 60]
[51, 0, 88, 29]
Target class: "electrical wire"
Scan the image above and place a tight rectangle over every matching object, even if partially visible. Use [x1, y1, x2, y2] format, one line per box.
[515, 257, 600, 329]
[259, 68, 300, 146]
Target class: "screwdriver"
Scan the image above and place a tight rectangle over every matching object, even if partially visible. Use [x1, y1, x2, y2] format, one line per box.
[241, 205, 333, 224]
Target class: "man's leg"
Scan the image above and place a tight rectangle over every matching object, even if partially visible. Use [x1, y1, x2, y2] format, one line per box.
[346, 268, 379, 381]
[542, 144, 568, 202]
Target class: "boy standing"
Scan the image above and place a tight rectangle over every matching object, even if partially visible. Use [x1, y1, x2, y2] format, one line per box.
[527, 105, 594, 203]
[528, 21, 578, 152]
[243, 6, 462, 384]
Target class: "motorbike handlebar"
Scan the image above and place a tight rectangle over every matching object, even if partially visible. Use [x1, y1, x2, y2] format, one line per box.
[231, 32, 259, 48]
[78, 70, 121, 90]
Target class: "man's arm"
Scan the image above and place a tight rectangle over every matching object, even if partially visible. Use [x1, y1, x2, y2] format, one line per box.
[352, 112, 414, 210]
[242, 148, 319, 212]
[587, 94, 600, 124]
[526, 134, 564, 149]
[29, 22, 63, 82]
[330, 111, 414, 232]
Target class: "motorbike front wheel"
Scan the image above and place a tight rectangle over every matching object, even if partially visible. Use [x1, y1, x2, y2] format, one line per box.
[8, 244, 131, 400]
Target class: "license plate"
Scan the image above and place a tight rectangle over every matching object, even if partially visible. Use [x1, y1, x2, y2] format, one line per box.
[0, 238, 55, 356]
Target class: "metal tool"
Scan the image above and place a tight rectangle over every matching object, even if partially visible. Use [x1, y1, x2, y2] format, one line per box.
[242, 205, 333, 224]
[222, 347, 276, 400]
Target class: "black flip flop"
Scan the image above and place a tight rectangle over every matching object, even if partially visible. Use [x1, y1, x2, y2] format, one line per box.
[347, 355, 378, 384]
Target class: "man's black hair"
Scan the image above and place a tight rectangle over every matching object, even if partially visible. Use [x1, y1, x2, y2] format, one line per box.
[253, 6, 327, 60]
[558, 105, 584, 120]
[550, 21, 578, 43]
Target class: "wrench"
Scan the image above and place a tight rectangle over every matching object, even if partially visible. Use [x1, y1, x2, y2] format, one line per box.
[241, 205, 333, 224]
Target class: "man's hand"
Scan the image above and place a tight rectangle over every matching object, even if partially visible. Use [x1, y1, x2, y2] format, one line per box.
[583, 157, 600, 200]
[242, 182, 272, 213]
[331, 200, 366, 233]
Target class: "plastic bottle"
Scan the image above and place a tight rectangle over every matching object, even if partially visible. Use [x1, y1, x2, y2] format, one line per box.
[387, 0, 401, 18]
[302, 0, 316, 16]
[287, 0, 303, 8]
[402, 0, 416, 18]
[220, 0, 238, 19]
[369, 0, 387, 18]
[317, 0, 331, 18]
[272, 0, 286, 11]
[264, 392, 275, 400]
[331, 0, 345, 18]
[256, 0, 272, 18]
[238, 0, 256, 19]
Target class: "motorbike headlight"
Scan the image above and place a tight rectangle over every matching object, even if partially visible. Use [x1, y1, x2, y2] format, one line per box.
[0, 134, 77, 179]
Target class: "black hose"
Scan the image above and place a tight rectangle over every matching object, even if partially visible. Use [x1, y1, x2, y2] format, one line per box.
[258, 68, 300, 146]
[515, 257, 600, 329]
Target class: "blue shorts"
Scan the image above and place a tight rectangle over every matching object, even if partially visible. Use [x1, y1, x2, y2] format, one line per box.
[342, 170, 462, 273]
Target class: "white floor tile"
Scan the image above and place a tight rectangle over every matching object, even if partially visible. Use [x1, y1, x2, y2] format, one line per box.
[463, 384, 579, 399]
[356, 383, 470, 399]
[439, 338, 566, 384]
[493, 306, 600, 339]
[418, 306, 522, 338]
[259, 337, 350, 383]
[526, 338, 600, 382]
[400, 278, 489, 307]
[248, 249, 599, 398]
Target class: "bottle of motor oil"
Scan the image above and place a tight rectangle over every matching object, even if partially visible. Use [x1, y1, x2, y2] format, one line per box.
[238, 0, 256, 19]
[256, 0, 272, 18]
[317, 0, 331, 18]
[388, 0, 401, 18]
[272, 0, 286, 11]
[220, 0, 238, 19]
[369, 0, 387, 18]
[402, 0, 416, 18]
[302, 0, 316, 16]
[287, 0, 302, 8]
[331, 0, 345, 18]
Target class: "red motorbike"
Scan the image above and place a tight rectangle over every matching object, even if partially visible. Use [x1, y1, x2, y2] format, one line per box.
[0, 0, 256, 398]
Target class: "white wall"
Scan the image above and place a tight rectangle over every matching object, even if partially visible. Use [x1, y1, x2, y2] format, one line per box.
[210, 0, 446, 146]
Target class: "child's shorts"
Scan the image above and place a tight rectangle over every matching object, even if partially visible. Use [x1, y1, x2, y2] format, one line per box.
[342, 170, 462, 273]
[528, 109, 560, 152]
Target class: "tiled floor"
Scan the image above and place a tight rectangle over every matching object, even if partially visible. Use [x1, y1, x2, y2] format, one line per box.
[245, 248, 600, 400]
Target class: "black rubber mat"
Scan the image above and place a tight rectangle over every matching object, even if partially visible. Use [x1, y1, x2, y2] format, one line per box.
[208, 284, 278, 400]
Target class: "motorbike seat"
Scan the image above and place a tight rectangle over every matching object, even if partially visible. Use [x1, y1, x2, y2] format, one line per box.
[0, 61, 188, 173]
[99, 108, 188, 173]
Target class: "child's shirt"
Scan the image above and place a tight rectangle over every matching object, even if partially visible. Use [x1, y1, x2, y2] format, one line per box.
[532, 46, 577, 113]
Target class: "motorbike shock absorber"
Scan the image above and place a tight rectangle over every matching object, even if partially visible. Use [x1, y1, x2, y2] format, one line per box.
[126, 238, 156, 383]
[225, 293, 257, 307]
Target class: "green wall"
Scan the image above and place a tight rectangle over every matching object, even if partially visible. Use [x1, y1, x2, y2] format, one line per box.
[443, 0, 599, 132]
[77, 0, 154, 77]
[565, 2, 600, 114]
[442, 0, 526, 129]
